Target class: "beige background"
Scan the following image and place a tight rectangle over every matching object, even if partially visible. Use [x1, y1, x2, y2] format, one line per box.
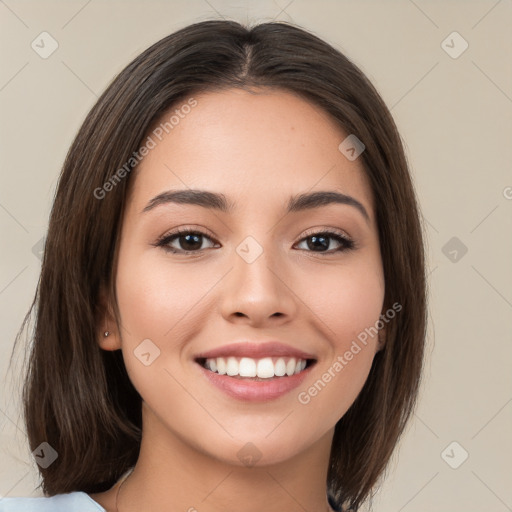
[1, 1, 511, 511]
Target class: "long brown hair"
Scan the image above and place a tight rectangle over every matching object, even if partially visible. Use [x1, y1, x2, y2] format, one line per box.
[13, 19, 427, 511]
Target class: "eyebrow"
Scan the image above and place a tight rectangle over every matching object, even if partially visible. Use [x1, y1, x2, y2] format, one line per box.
[142, 189, 370, 223]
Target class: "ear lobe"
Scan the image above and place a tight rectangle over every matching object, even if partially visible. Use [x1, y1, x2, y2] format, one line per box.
[376, 324, 386, 353]
[96, 288, 122, 351]
[98, 329, 122, 351]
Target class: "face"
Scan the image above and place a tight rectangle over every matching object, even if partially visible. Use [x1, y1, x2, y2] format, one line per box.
[102, 87, 385, 467]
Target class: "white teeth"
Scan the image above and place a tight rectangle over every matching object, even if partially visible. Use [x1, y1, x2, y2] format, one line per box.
[257, 357, 274, 378]
[203, 356, 309, 378]
[239, 357, 257, 377]
[207, 359, 217, 372]
[274, 358, 286, 377]
[216, 357, 226, 375]
[226, 357, 239, 376]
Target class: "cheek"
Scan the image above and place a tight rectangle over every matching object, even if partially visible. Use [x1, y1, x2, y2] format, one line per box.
[114, 248, 223, 396]
[326, 277, 384, 347]
[291, 257, 384, 422]
[299, 255, 385, 349]
[115, 249, 216, 341]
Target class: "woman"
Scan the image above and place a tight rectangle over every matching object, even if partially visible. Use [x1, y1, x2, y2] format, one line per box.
[3, 19, 427, 512]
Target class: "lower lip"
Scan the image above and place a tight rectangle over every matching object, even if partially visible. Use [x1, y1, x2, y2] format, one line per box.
[197, 363, 313, 402]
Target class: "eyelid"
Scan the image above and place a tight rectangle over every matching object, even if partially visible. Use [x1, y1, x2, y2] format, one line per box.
[157, 225, 352, 242]
[154, 225, 356, 254]
[156, 225, 217, 242]
[299, 226, 352, 242]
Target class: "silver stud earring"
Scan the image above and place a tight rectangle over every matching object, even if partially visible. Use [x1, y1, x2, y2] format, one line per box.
[104, 331, 110, 337]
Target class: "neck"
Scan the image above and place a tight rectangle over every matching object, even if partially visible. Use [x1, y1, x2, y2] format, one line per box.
[116, 402, 335, 512]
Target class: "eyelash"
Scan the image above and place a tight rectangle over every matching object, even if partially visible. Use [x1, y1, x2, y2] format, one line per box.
[153, 227, 356, 255]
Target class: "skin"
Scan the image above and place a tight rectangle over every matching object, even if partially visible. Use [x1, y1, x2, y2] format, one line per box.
[91, 87, 386, 512]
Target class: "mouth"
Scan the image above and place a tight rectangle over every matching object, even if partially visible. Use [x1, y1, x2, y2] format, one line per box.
[193, 342, 317, 402]
[195, 356, 316, 380]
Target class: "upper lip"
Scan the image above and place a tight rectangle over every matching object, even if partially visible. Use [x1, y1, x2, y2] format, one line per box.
[194, 341, 317, 361]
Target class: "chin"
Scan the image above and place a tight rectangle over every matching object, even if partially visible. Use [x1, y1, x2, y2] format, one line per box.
[193, 421, 328, 469]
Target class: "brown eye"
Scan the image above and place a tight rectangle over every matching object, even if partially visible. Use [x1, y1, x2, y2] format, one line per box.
[156, 230, 218, 254]
[295, 231, 355, 253]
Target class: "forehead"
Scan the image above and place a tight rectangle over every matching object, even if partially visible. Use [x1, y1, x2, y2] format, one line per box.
[128, 87, 374, 221]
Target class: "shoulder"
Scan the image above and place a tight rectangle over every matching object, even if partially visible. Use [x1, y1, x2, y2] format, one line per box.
[0, 492, 106, 512]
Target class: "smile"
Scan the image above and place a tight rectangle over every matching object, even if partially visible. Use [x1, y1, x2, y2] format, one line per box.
[194, 342, 317, 401]
[197, 356, 313, 379]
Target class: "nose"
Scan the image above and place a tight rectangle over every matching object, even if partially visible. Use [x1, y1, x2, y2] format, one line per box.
[219, 243, 298, 327]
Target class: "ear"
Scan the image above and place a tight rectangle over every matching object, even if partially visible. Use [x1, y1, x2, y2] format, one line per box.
[376, 321, 387, 353]
[96, 287, 122, 352]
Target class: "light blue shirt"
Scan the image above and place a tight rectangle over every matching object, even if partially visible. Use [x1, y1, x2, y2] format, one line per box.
[0, 492, 106, 511]
[0, 490, 341, 511]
